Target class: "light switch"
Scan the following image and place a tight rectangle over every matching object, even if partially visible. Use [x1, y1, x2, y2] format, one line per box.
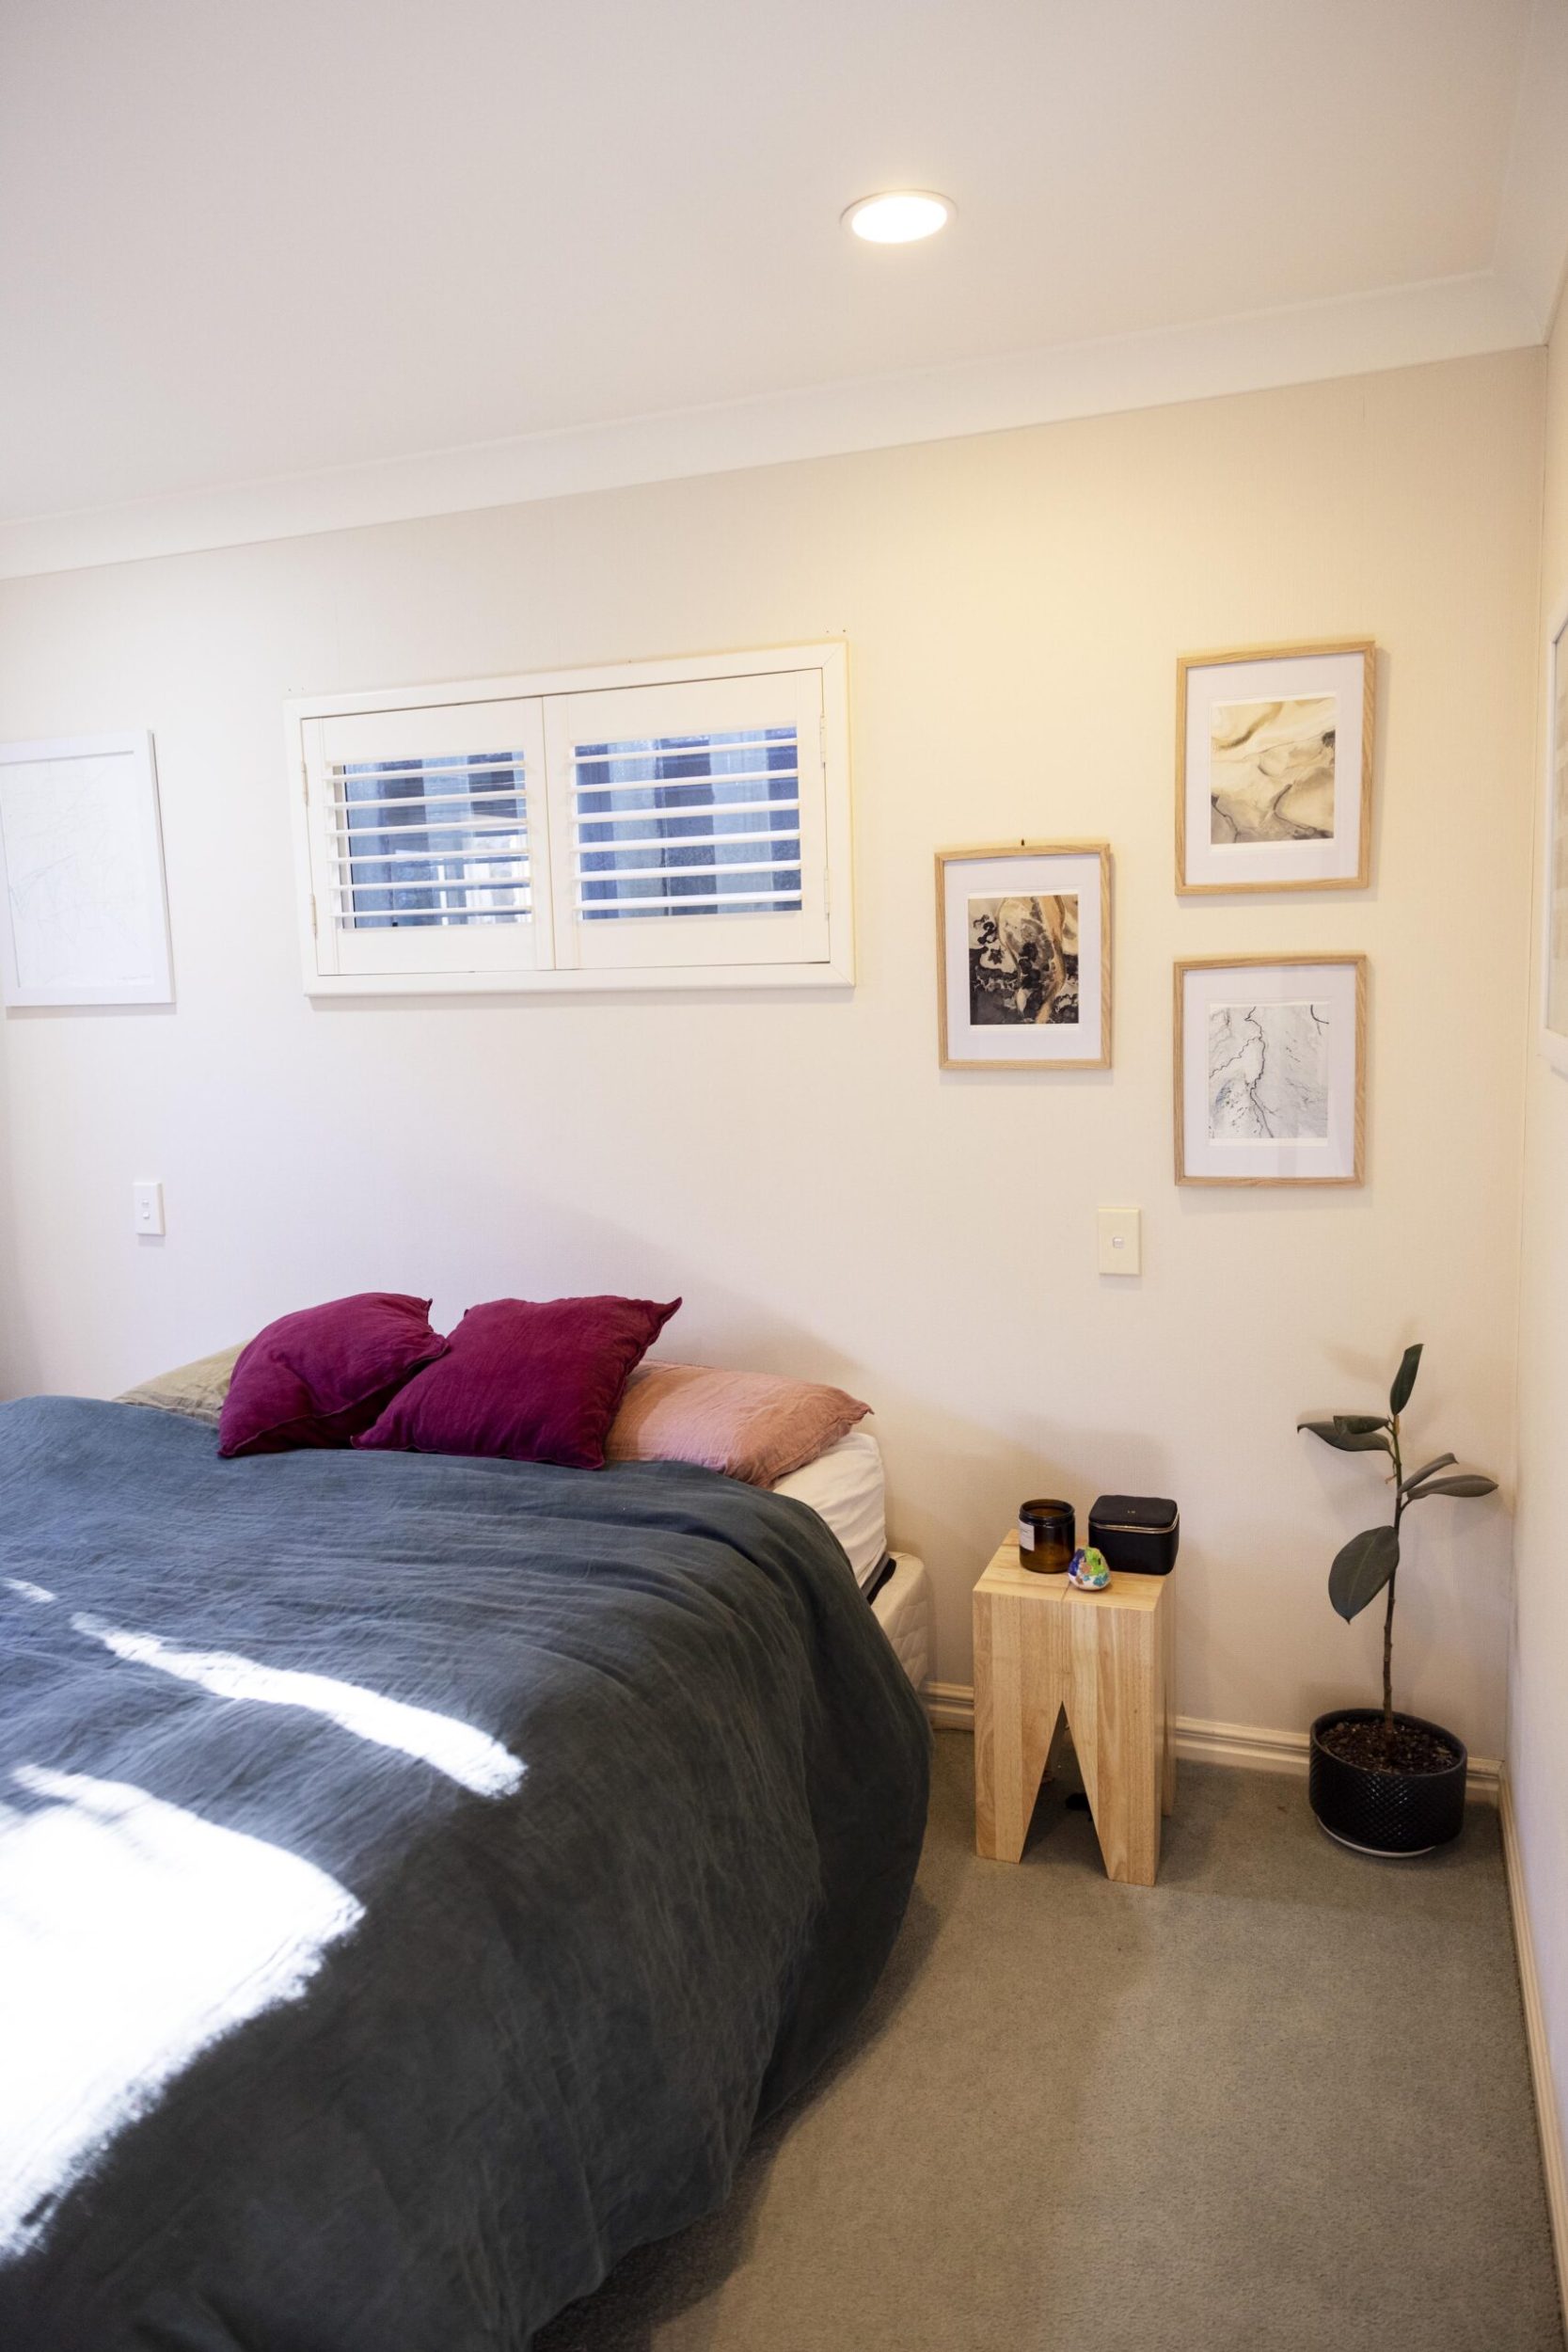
[1097, 1205, 1140, 1276]
[133, 1181, 165, 1237]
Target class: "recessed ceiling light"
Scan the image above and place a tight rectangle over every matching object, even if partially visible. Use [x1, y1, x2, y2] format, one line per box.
[842, 190, 953, 246]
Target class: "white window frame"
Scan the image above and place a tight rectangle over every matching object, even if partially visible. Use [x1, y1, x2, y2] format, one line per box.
[286, 644, 852, 996]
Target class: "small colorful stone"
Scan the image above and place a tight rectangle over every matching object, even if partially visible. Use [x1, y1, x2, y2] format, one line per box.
[1067, 1545, 1111, 1591]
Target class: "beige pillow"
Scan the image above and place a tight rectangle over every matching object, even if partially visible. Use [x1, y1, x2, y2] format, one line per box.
[118, 1343, 245, 1427]
[606, 1361, 871, 1487]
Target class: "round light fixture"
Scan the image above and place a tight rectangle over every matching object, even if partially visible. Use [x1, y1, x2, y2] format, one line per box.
[842, 190, 953, 246]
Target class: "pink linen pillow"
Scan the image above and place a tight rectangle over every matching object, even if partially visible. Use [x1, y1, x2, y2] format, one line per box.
[356, 1295, 681, 1470]
[217, 1293, 446, 1458]
[605, 1361, 871, 1487]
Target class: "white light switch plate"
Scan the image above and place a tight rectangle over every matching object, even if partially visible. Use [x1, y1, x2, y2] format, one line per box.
[133, 1180, 165, 1236]
[1097, 1205, 1140, 1275]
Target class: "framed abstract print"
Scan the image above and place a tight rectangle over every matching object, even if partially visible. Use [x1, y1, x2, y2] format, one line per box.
[1175, 955, 1366, 1186]
[1177, 641, 1375, 894]
[936, 843, 1111, 1070]
[0, 731, 173, 1007]
[1543, 601, 1568, 1076]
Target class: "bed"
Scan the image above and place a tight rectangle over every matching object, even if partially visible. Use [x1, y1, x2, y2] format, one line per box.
[0, 1394, 929, 2351]
[771, 1425, 933, 1692]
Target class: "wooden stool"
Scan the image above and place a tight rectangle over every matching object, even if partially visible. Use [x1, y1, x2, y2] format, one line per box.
[973, 1534, 1176, 1884]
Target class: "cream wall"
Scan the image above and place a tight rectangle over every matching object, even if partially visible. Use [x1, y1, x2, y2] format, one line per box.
[1510, 294, 1568, 2170]
[0, 349, 1543, 1740]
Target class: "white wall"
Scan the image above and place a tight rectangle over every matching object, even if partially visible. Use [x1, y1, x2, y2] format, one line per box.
[0, 349, 1543, 1741]
[1510, 292, 1568, 2175]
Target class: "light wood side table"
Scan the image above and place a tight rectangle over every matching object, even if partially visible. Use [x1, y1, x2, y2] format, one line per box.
[974, 1534, 1176, 1885]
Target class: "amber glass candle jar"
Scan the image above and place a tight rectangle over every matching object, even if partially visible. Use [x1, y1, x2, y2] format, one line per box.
[1017, 1498, 1074, 1574]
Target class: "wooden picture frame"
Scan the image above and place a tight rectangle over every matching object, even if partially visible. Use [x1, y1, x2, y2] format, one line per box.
[0, 731, 173, 1008]
[1542, 597, 1568, 1076]
[1176, 640, 1375, 895]
[936, 843, 1111, 1070]
[1174, 954, 1367, 1186]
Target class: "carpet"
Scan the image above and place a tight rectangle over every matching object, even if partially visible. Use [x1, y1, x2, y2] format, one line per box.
[537, 1732, 1563, 2352]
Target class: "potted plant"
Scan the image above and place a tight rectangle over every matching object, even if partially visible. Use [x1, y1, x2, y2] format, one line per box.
[1298, 1343, 1497, 1855]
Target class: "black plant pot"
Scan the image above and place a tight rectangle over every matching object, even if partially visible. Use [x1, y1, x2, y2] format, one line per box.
[1308, 1709, 1467, 1856]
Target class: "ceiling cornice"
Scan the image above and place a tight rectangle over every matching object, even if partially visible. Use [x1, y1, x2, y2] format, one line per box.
[1491, 0, 1568, 338]
[0, 268, 1542, 584]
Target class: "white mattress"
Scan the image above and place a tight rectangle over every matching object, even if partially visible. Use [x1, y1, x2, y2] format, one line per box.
[771, 1427, 886, 1586]
[872, 1554, 930, 1693]
[771, 1432, 928, 1693]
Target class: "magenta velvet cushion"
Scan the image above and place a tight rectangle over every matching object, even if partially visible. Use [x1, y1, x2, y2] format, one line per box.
[355, 1294, 681, 1470]
[217, 1293, 447, 1458]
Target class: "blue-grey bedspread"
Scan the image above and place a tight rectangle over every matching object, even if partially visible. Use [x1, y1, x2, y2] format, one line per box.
[0, 1396, 929, 2350]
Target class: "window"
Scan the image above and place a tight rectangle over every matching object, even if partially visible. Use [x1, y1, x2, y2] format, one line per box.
[289, 646, 850, 994]
[574, 732, 800, 922]
[337, 752, 529, 930]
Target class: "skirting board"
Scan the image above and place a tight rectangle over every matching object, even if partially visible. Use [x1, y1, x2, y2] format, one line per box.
[1499, 1771, 1568, 2327]
[924, 1682, 1501, 1796]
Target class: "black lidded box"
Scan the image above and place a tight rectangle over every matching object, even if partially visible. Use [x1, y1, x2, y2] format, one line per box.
[1088, 1495, 1180, 1576]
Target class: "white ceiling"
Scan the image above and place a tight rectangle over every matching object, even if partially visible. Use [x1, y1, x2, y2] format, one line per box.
[3, 0, 1567, 575]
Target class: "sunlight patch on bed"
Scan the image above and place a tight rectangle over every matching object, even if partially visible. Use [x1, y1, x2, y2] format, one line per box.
[71, 1615, 526, 1798]
[0, 1766, 363, 2261]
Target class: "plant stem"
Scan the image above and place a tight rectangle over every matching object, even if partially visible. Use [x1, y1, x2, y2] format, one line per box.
[1384, 1415, 1403, 1735]
[1381, 1568, 1396, 1731]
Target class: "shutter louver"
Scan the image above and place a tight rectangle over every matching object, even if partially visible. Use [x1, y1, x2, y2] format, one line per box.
[328, 751, 530, 930]
[572, 727, 802, 922]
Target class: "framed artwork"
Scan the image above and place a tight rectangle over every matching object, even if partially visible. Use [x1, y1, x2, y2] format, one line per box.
[1543, 600, 1568, 1076]
[936, 843, 1111, 1070]
[0, 732, 173, 1008]
[1174, 955, 1366, 1186]
[1176, 640, 1375, 894]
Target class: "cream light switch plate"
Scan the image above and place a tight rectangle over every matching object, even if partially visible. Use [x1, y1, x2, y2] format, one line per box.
[1097, 1205, 1141, 1275]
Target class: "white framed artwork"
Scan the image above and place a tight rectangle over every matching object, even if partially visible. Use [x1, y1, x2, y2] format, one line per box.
[1543, 600, 1568, 1077]
[936, 843, 1111, 1070]
[1175, 955, 1366, 1186]
[0, 733, 173, 1007]
[1177, 641, 1375, 894]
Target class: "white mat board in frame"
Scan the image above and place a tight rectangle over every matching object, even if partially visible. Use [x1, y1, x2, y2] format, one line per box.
[936, 843, 1111, 1070]
[0, 732, 173, 1007]
[1175, 954, 1366, 1185]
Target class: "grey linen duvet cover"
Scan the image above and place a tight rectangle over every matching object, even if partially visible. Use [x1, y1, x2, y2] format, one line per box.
[0, 1396, 929, 2351]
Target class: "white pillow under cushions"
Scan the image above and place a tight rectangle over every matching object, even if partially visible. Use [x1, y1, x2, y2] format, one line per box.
[117, 1344, 245, 1426]
[772, 1428, 887, 1587]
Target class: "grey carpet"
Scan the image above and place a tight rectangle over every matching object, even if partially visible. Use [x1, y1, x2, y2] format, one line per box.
[537, 1733, 1563, 2352]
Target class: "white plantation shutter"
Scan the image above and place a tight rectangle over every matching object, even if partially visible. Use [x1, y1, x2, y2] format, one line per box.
[543, 670, 830, 972]
[574, 732, 801, 916]
[290, 647, 850, 994]
[301, 698, 550, 978]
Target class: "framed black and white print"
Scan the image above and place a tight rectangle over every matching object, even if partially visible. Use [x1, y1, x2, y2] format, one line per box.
[1543, 600, 1568, 1076]
[1177, 641, 1375, 894]
[1175, 955, 1366, 1185]
[936, 843, 1111, 1070]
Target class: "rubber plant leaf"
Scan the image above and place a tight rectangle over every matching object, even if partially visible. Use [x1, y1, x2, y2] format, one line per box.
[1389, 1343, 1423, 1417]
[1298, 1421, 1392, 1454]
[1404, 1474, 1499, 1502]
[1334, 1415, 1390, 1436]
[1400, 1454, 1456, 1494]
[1328, 1524, 1401, 1622]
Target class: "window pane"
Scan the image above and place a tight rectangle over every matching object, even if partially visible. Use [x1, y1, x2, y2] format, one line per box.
[333, 752, 530, 930]
[572, 727, 801, 921]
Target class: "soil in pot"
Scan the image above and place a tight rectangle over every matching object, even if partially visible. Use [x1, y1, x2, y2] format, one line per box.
[1317, 1716, 1460, 1775]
